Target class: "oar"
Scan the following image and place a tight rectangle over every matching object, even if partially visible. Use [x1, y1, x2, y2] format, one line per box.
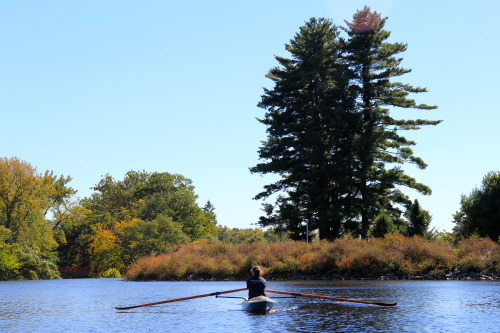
[115, 288, 248, 310]
[266, 289, 397, 307]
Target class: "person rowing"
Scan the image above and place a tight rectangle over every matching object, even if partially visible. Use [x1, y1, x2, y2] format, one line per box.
[246, 266, 267, 299]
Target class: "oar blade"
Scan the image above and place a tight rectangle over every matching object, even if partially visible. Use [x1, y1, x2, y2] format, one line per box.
[372, 302, 397, 307]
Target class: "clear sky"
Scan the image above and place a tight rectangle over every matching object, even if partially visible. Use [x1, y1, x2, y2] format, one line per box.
[1, 1, 499, 233]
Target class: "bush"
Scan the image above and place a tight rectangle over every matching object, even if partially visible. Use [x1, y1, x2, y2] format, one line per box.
[100, 268, 122, 278]
[456, 237, 500, 273]
[0, 242, 62, 281]
[0, 243, 21, 281]
[17, 247, 61, 280]
[124, 236, 497, 280]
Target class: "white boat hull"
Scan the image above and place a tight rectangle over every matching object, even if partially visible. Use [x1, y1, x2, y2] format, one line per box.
[241, 296, 276, 313]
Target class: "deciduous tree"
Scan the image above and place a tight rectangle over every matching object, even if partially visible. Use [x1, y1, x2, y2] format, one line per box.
[83, 170, 217, 240]
[0, 157, 73, 254]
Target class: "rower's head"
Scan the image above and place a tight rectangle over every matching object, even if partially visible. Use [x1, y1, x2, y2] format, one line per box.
[251, 266, 261, 277]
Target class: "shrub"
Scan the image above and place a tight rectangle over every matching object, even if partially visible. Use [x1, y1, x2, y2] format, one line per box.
[100, 268, 121, 278]
[17, 247, 60, 280]
[456, 237, 499, 272]
[123, 236, 497, 280]
[0, 243, 21, 281]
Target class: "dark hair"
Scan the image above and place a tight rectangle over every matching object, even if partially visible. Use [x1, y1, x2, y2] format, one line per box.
[251, 266, 261, 276]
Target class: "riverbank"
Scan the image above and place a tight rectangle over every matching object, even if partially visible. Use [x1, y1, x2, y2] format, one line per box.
[135, 269, 500, 281]
[267, 270, 500, 281]
[124, 236, 499, 281]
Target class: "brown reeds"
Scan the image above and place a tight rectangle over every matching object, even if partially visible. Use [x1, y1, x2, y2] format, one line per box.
[124, 236, 499, 281]
[456, 237, 500, 272]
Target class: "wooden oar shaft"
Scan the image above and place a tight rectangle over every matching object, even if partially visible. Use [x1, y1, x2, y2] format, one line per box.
[266, 289, 397, 307]
[115, 288, 248, 310]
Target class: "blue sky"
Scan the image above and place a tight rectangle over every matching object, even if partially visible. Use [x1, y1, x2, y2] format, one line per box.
[1, 1, 499, 233]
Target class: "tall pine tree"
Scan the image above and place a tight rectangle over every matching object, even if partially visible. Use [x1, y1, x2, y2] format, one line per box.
[252, 9, 440, 240]
[251, 18, 358, 240]
[344, 7, 441, 237]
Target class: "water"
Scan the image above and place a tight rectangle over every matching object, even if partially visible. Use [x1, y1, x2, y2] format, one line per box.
[1, 279, 498, 332]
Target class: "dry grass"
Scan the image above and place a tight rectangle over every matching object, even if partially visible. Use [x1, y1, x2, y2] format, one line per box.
[456, 237, 500, 272]
[124, 236, 499, 280]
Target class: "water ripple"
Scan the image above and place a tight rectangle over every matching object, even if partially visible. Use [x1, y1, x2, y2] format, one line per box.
[1, 279, 498, 333]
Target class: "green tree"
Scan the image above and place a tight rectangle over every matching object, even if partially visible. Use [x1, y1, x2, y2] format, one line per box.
[0, 227, 20, 280]
[342, 6, 440, 237]
[252, 10, 440, 240]
[83, 171, 217, 240]
[45, 173, 77, 229]
[0, 243, 20, 281]
[406, 199, 432, 237]
[16, 246, 61, 280]
[257, 196, 307, 240]
[371, 211, 397, 237]
[216, 226, 290, 244]
[251, 18, 358, 240]
[56, 202, 93, 267]
[88, 222, 125, 275]
[0, 158, 75, 251]
[0, 157, 52, 249]
[0, 157, 74, 279]
[122, 215, 189, 261]
[453, 171, 500, 241]
[82, 170, 216, 275]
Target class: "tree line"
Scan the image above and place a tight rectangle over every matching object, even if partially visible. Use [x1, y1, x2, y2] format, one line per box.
[1, 154, 497, 281]
[0, 157, 217, 280]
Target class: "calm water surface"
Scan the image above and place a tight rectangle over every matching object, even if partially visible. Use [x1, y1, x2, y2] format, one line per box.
[0, 279, 498, 332]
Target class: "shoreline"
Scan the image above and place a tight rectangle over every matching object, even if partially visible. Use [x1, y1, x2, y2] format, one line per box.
[127, 269, 500, 282]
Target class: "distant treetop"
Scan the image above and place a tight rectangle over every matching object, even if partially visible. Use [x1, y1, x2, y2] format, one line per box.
[344, 6, 383, 33]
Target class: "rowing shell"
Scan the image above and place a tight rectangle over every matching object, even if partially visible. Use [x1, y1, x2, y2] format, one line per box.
[241, 296, 276, 313]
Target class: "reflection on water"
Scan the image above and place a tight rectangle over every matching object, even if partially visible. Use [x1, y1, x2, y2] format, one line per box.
[0, 279, 498, 332]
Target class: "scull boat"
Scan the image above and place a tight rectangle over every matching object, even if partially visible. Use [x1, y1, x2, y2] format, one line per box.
[241, 295, 277, 313]
[115, 288, 396, 311]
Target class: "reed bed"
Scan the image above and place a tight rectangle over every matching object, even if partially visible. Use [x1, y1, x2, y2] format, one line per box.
[125, 236, 499, 280]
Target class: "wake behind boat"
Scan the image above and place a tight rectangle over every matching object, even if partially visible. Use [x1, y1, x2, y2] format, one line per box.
[241, 295, 277, 313]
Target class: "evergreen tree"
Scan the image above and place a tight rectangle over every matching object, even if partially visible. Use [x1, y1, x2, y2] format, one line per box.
[250, 18, 358, 240]
[343, 7, 441, 237]
[453, 171, 500, 241]
[252, 9, 440, 240]
[257, 196, 307, 240]
[406, 199, 432, 237]
[371, 211, 397, 238]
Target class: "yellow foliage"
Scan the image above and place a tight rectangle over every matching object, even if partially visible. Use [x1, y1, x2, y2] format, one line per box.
[0, 157, 57, 254]
[89, 224, 118, 253]
[113, 218, 141, 235]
